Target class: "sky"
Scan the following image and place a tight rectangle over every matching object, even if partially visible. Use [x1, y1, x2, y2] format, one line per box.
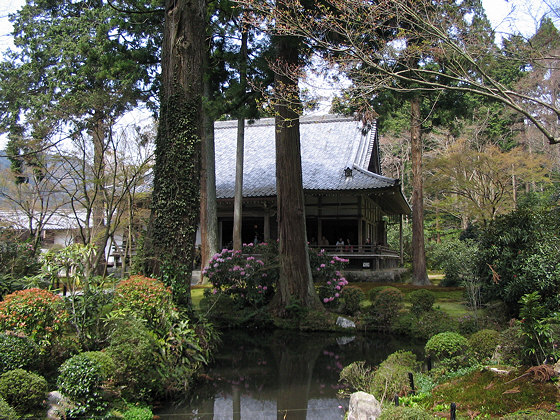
[0, 0, 556, 148]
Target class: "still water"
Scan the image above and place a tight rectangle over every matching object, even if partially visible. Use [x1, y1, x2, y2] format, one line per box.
[156, 329, 424, 420]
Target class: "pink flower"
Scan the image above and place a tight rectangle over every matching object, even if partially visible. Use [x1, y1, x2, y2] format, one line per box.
[335, 293, 340, 298]
[263, 286, 267, 290]
[320, 263, 326, 268]
[323, 298, 329, 303]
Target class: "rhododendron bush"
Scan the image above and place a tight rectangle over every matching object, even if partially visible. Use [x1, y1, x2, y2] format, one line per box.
[203, 243, 350, 308]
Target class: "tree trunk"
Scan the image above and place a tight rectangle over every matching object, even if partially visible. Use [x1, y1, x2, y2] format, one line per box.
[233, 26, 248, 251]
[271, 33, 321, 312]
[91, 114, 107, 275]
[410, 96, 430, 286]
[148, 0, 206, 305]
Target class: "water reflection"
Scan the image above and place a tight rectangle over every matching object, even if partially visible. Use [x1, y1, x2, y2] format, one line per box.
[156, 329, 424, 419]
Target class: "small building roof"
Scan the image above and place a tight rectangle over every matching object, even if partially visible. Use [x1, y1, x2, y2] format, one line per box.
[214, 115, 410, 214]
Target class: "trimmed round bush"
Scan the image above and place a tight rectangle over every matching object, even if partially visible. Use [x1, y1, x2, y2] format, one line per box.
[415, 310, 458, 340]
[0, 396, 17, 420]
[425, 332, 468, 361]
[0, 333, 38, 374]
[468, 329, 500, 362]
[370, 287, 404, 328]
[113, 275, 174, 334]
[408, 289, 436, 316]
[0, 369, 48, 414]
[368, 285, 399, 303]
[495, 325, 527, 365]
[342, 286, 366, 315]
[57, 352, 113, 417]
[0, 288, 70, 346]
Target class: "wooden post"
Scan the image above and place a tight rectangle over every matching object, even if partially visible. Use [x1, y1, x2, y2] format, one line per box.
[399, 215, 404, 265]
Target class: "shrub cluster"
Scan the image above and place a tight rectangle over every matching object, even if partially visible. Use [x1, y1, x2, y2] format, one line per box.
[311, 249, 349, 305]
[468, 329, 500, 362]
[369, 287, 404, 329]
[0, 333, 38, 374]
[0, 288, 70, 346]
[408, 289, 436, 316]
[425, 332, 469, 369]
[0, 369, 48, 414]
[341, 286, 365, 315]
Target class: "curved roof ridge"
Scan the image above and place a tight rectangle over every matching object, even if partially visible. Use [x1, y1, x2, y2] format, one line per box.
[351, 164, 397, 186]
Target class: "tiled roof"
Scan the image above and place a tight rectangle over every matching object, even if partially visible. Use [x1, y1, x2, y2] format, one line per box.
[215, 115, 400, 199]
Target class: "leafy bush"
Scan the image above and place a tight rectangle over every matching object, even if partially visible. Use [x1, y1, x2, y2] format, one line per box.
[105, 316, 162, 401]
[57, 351, 114, 417]
[430, 238, 478, 286]
[340, 351, 418, 400]
[0, 288, 70, 347]
[457, 314, 481, 336]
[0, 396, 17, 420]
[113, 275, 174, 335]
[495, 325, 527, 365]
[123, 405, 154, 420]
[476, 205, 560, 315]
[368, 286, 397, 303]
[203, 244, 277, 308]
[341, 286, 365, 315]
[0, 369, 48, 414]
[378, 405, 436, 420]
[414, 310, 458, 340]
[468, 329, 500, 362]
[369, 287, 404, 329]
[0, 333, 38, 374]
[310, 249, 349, 305]
[0, 240, 40, 283]
[408, 289, 436, 316]
[425, 332, 468, 365]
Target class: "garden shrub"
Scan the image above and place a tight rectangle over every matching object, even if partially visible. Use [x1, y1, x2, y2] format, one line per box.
[0, 240, 40, 284]
[340, 351, 419, 400]
[0, 288, 70, 347]
[57, 352, 114, 417]
[495, 325, 527, 365]
[368, 285, 398, 303]
[203, 244, 277, 308]
[457, 313, 481, 336]
[414, 310, 458, 340]
[310, 249, 349, 305]
[341, 286, 365, 315]
[105, 316, 162, 401]
[425, 332, 468, 368]
[408, 289, 436, 316]
[369, 287, 404, 329]
[378, 405, 436, 420]
[0, 369, 48, 414]
[0, 333, 38, 374]
[123, 405, 154, 420]
[476, 205, 560, 315]
[468, 329, 500, 362]
[0, 396, 17, 420]
[113, 275, 174, 335]
[430, 238, 478, 287]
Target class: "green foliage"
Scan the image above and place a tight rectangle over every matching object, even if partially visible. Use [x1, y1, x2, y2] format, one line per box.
[429, 238, 478, 286]
[378, 405, 436, 419]
[395, 309, 458, 339]
[425, 332, 468, 367]
[341, 286, 365, 315]
[57, 352, 112, 417]
[340, 351, 418, 400]
[0, 288, 70, 347]
[476, 205, 560, 315]
[309, 249, 349, 305]
[123, 405, 154, 420]
[113, 275, 174, 335]
[408, 289, 436, 316]
[468, 329, 500, 362]
[105, 317, 162, 401]
[0, 396, 17, 420]
[518, 292, 560, 365]
[495, 325, 528, 366]
[0, 333, 38, 374]
[0, 369, 48, 414]
[202, 243, 277, 308]
[0, 240, 40, 295]
[369, 287, 404, 329]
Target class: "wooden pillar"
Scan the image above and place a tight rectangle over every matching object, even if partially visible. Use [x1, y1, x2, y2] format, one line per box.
[218, 220, 223, 250]
[264, 206, 270, 242]
[317, 195, 323, 244]
[399, 215, 404, 265]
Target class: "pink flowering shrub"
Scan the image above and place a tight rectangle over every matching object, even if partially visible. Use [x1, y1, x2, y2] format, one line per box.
[0, 288, 70, 347]
[203, 243, 277, 308]
[310, 249, 349, 305]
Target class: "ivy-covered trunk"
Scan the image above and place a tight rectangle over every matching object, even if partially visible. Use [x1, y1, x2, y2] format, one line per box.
[271, 33, 321, 312]
[148, 0, 206, 305]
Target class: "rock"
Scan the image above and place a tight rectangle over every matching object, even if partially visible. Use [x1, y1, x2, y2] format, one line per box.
[47, 391, 73, 420]
[336, 336, 356, 345]
[347, 391, 381, 420]
[336, 316, 356, 329]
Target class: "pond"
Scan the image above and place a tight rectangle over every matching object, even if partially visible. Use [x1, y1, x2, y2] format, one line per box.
[156, 329, 425, 419]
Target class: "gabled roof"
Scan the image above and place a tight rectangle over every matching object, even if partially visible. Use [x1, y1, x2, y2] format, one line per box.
[214, 115, 410, 214]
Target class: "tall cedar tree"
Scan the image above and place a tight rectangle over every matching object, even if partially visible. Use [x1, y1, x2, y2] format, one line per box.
[147, 0, 206, 305]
